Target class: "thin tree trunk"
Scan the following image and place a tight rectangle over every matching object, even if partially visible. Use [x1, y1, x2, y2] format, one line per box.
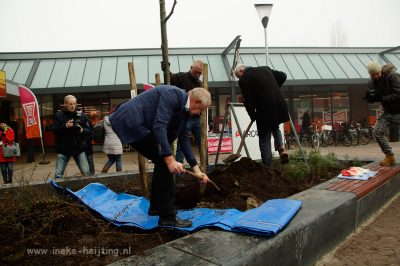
[159, 0, 170, 84]
[128, 62, 150, 199]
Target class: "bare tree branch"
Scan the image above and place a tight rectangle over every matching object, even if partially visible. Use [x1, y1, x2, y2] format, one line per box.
[165, 0, 177, 21]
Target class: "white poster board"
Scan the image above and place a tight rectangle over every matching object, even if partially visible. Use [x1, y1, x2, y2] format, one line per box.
[230, 105, 283, 160]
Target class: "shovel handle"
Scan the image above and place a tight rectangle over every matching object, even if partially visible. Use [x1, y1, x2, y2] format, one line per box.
[184, 169, 203, 180]
[184, 170, 221, 191]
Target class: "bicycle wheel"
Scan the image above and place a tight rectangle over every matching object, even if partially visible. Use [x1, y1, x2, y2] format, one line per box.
[342, 132, 352, 146]
[359, 130, 371, 145]
[321, 131, 334, 146]
[350, 130, 358, 146]
[311, 134, 320, 149]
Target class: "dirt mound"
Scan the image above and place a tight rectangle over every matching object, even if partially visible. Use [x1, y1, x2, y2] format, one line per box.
[175, 157, 305, 211]
[0, 189, 184, 265]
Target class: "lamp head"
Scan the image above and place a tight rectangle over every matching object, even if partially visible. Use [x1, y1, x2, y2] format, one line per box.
[254, 3, 273, 28]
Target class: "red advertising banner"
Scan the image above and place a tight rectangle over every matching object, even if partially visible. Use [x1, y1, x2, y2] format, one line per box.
[18, 85, 42, 139]
[0, 70, 6, 98]
[207, 136, 232, 154]
[323, 110, 348, 124]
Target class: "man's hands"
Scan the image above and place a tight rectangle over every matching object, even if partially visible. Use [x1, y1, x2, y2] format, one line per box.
[164, 156, 209, 183]
[164, 155, 184, 175]
[191, 165, 209, 184]
[65, 119, 74, 128]
[65, 119, 83, 133]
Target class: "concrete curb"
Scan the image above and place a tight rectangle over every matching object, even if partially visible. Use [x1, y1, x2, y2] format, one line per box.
[110, 172, 400, 266]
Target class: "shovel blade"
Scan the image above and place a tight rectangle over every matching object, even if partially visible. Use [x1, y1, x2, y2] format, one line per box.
[223, 153, 241, 164]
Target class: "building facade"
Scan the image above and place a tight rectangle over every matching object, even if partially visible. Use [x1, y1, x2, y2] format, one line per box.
[1, 46, 399, 148]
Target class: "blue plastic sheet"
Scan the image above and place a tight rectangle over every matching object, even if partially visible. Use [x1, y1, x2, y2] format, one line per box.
[50, 180, 302, 236]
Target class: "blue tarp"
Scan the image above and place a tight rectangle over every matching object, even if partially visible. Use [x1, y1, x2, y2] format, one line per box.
[50, 180, 302, 236]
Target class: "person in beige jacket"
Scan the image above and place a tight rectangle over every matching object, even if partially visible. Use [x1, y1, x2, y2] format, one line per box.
[101, 115, 123, 173]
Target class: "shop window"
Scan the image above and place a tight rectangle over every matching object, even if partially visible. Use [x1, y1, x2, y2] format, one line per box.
[82, 93, 109, 125]
[291, 86, 313, 133]
[331, 86, 350, 125]
[312, 87, 331, 126]
[39, 95, 55, 146]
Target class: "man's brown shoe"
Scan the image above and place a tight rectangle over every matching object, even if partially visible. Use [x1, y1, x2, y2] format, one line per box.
[278, 147, 289, 164]
[380, 154, 395, 166]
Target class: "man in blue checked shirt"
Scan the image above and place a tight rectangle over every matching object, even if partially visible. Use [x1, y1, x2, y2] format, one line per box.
[109, 85, 210, 228]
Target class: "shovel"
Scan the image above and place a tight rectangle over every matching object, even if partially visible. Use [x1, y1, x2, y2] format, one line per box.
[223, 120, 254, 165]
[184, 170, 221, 191]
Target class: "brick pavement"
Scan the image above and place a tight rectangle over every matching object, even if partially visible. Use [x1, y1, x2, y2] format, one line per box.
[6, 141, 400, 185]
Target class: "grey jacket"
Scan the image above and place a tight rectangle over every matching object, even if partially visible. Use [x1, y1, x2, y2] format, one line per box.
[102, 116, 123, 155]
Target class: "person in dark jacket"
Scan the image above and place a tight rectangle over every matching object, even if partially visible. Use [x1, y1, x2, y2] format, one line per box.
[170, 60, 204, 165]
[234, 64, 289, 166]
[301, 110, 311, 138]
[365, 61, 400, 166]
[85, 122, 95, 175]
[110, 85, 210, 228]
[51, 95, 90, 178]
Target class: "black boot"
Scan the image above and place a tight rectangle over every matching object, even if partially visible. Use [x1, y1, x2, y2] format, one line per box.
[158, 217, 192, 228]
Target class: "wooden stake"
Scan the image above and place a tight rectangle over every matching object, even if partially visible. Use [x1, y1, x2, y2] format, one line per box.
[155, 73, 161, 85]
[128, 62, 150, 199]
[200, 63, 209, 195]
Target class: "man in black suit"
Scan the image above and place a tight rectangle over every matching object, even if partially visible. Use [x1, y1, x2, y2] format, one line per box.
[234, 64, 289, 166]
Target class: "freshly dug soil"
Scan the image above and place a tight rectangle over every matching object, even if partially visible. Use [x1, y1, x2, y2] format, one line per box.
[176, 157, 308, 211]
[0, 157, 332, 265]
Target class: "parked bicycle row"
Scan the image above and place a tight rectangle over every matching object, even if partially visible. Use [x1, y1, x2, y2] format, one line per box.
[285, 121, 374, 150]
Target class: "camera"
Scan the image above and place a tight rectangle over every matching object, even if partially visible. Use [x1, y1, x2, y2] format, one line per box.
[72, 109, 82, 128]
[72, 118, 82, 128]
[364, 89, 382, 103]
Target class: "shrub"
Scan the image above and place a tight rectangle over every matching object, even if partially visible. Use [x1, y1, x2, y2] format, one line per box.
[279, 149, 359, 183]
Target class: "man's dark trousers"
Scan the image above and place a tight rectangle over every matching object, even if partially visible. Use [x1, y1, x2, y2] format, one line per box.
[130, 133, 176, 219]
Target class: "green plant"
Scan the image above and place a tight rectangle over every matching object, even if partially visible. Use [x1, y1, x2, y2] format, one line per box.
[279, 149, 346, 183]
[308, 150, 340, 181]
[281, 160, 310, 182]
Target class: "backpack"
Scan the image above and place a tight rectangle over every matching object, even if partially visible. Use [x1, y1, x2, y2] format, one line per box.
[92, 120, 105, 144]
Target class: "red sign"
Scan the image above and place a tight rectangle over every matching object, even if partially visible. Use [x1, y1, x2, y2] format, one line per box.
[323, 110, 348, 124]
[207, 137, 232, 154]
[18, 85, 42, 139]
[143, 83, 155, 91]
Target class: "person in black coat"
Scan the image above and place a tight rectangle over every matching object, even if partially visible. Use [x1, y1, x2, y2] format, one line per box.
[234, 64, 289, 166]
[170, 60, 204, 165]
[365, 61, 400, 166]
[85, 121, 95, 175]
[51, 95, 90, 178]
[301, 110, 311, 138]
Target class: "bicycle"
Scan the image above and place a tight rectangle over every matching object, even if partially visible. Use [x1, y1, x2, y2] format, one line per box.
[284, 131, 296, 150]
[299, 123, 320, 149]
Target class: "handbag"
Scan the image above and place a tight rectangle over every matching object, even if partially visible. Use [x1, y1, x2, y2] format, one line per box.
[2, 142, 21, 157]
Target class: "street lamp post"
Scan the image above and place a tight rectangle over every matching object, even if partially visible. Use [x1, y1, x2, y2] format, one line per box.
[254, 3, 273, 67]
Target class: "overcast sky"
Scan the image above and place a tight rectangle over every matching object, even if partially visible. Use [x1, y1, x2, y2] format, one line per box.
[0, 0, 399, 52]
